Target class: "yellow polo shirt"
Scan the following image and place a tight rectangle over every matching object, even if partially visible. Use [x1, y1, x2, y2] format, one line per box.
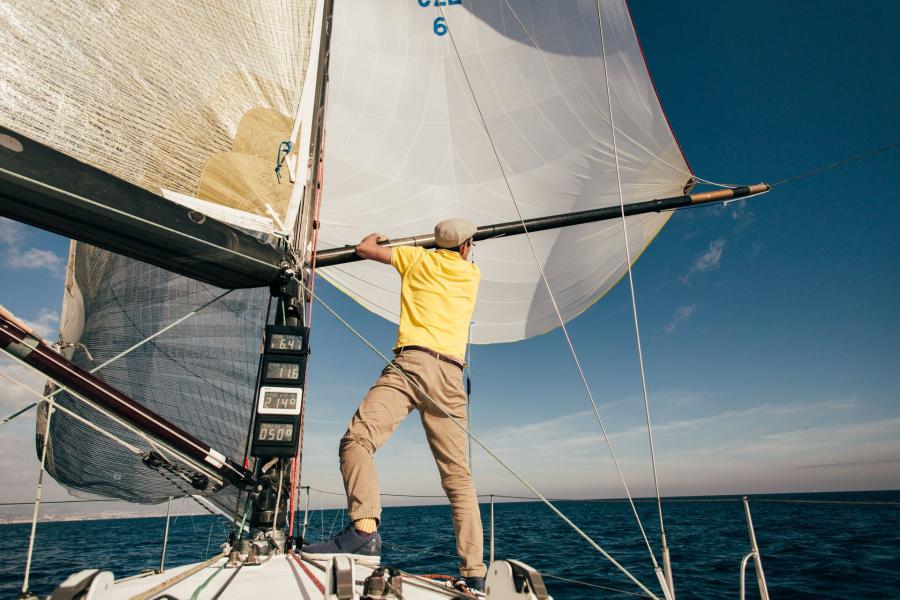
[391, 246, 480, 361]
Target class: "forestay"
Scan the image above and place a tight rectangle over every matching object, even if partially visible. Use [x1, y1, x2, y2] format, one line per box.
[317, 0, 692, 343]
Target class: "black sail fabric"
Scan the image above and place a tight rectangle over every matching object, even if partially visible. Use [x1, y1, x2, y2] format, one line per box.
[44, 245, 267, 505]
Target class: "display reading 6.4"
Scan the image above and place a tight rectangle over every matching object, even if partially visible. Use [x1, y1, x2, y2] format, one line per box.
[269, 333, 304, 351]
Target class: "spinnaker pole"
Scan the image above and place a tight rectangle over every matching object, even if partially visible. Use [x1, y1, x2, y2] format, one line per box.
[312, 183, 770, 268]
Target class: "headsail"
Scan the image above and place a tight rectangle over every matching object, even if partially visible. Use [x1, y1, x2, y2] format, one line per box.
[317, 0, 692, 343]
[0, 1, 317, 506]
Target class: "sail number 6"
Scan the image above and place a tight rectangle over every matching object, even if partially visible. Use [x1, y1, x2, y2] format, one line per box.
[417, 0, 462, 36]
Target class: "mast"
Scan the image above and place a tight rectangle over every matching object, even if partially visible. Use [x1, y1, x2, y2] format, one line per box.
[246, 0, 336, 552]
[312, 184, 770, 268]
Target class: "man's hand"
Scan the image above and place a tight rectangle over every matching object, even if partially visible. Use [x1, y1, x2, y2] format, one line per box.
[356, 233, 392, 265]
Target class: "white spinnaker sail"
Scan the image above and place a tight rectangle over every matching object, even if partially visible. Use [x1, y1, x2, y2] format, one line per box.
[317, 0, 692, 343]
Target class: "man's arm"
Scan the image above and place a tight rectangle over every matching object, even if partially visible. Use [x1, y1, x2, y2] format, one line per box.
[355, 233, 392, 265]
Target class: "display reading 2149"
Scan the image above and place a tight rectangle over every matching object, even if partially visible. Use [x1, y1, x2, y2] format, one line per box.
[418, 0, 462, 36]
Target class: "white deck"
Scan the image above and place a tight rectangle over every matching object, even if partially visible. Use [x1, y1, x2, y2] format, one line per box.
[78, 553, 481, 600]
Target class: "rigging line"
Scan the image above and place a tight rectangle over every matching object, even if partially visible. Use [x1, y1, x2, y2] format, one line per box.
[1, 401, 36, 425]
[597, 0, 669, 568]
[771, 140, 900, 187]
[438, 3, 661, 571]
[204, 518, 216, 560]
[542, 573, 652, 598]
[2, 296, 250, 481]
[15, 288, 234, 416]
[296, 277, 662, 600]
[152, 492, 237, 544]
[105, 288, 242, 407]
[0, 350, 226, 491]
[497, 0, 727, 190]
[190, 500, 250, 600]
[0, 370, 141, 453]
[1, 286, 232, 429]
[190, 495, 243, 530]
[0, 167, 280, 271]
[21, 386, 54, 595]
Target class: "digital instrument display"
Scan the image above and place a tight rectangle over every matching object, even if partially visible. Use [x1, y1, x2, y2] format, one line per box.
[256, 422, 294, 443]
[256, 386, 302, 416]
[252, 325, 308, 457]
[265, 361, 301, 381]
[268, 332, 305, 351]
[262, 390, 299, 410]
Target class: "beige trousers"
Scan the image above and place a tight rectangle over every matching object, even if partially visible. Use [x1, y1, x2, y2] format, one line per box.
[339, 349, 486, 578]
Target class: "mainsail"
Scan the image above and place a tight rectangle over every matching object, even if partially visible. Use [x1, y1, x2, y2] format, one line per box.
[1, 1, 317, 505]
[317, 0, 692, 343]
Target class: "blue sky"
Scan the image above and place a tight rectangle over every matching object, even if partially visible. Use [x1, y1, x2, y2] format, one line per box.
[1, 0, 898, 519]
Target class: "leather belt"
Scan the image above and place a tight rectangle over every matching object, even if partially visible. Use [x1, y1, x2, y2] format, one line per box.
[394, 345, 465, 370]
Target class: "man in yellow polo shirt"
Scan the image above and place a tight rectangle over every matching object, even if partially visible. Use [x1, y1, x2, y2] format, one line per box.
[302, 218, 486, 591]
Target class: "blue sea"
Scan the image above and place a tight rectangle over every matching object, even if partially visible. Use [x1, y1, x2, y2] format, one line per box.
[2, 491, 899, 599]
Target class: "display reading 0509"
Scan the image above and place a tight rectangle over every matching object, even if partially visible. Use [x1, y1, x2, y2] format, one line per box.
[266, 361, 301, 381]
[257, 422, 294, 443]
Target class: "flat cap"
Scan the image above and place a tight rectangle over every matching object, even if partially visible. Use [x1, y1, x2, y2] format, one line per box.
[434, 218, 477, 249]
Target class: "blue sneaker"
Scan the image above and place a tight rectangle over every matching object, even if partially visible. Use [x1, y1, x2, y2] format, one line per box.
[463, 576, 485, 593]
[301, 524, 381, 564]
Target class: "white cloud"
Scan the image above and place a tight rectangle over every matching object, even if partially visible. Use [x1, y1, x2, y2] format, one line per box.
[6, 247, 64, 272]
[691, 238, 725, 272]
[665, 303, 697, 333]
[0, 217, 65, 273]
[21, 308, 60, 339]
[0, 358, 44, 413]
[680, 238, 725, 283]
[728, 201, 755, 228]
[0, 217, 24, 246]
